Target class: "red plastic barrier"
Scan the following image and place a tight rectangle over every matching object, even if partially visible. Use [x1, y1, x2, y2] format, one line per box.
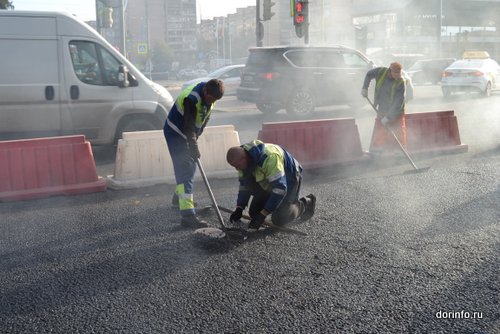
[258, 118, 366, 169]
[406, 110, 468, 153]
[0, 135, 106, 201]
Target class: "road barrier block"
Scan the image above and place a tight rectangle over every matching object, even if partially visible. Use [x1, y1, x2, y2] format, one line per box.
[107, 125, 240, 189]
[258, 118, 366, 169]
[0, 135, 106, 202]
[406, 110, 468, 154]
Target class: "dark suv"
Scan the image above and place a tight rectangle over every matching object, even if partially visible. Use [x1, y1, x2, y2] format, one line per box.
[237, 45, 374, 115]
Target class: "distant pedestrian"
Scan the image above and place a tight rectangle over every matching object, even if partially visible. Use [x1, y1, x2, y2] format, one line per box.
[361, 62, 407, 154]
[226, 140, 316, 230]
[164, 79, 224, 228]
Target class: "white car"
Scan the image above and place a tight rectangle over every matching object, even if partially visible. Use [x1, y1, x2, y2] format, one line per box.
[181, 64, 244, 96]
[441, 58, 500, 98]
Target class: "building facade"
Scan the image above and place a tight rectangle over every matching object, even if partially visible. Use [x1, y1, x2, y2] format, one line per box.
[104, 0, 500, 74]
[124, 0, 197, 71]
[353, 0, 500, 61]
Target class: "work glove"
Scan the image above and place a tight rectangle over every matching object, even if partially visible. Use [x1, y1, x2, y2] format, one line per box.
[230, 207, 243, 223]
[381, 116, 390, 127]
[248, 213, 266, 230]
[361, 88, 368, 98]
[188, 143, 201, 159]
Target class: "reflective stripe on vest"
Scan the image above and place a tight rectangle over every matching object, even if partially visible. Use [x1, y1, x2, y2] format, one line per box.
[175, 84, 213, 134]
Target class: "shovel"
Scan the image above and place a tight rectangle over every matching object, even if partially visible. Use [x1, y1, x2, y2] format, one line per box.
[365, 97, 430, 174]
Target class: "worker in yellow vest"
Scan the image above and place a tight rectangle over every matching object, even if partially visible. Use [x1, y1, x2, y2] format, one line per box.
[361, 62, 407, 154]
[164, 79, 224, 228]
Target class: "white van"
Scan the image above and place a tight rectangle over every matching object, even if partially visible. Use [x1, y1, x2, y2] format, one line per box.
[0, 10, 173, 144]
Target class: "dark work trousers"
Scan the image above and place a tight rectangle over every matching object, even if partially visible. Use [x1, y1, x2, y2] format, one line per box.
[247, 175, 304, 226]
[164, 126, 196, 217]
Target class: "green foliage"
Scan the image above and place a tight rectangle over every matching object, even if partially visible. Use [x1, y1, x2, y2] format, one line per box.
[0, 0, 14, 9]
[151, 40, 173, 70]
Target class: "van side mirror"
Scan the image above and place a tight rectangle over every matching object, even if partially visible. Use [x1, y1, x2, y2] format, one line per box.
[118, 65, 130, 88]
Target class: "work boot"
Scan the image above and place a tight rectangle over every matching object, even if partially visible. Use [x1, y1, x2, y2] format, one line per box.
[180, 214, 208, 228]
[300, 194, 316, 221]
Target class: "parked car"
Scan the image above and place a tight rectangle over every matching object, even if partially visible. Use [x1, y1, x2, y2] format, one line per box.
[176, 68, 197, 80]
[406, 58, 455, 84]
[237, 46, 374, 115]
[0, 11, 173, 145]
[441, 58, 500, 98]
[181, 64, 244, 95]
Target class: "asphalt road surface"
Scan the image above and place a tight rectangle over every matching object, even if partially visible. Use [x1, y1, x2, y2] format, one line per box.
[1, 85, 499, 333]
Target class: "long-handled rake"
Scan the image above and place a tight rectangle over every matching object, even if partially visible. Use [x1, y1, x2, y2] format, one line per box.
[365, 97, 430, 174]
[216, 205, 307, 236]
[193, 159, 307, 238]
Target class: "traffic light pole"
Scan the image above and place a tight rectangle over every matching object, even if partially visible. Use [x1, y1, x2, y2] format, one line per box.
[305, 20, 309, 44]
[256, 0, 263, 47]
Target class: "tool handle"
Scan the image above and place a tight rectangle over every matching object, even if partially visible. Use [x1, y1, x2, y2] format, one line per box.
[365, 96, 420, 171]
[196, 159, 227, 229]
[217, 205, 307, 236]
[387, 129, 419, 170]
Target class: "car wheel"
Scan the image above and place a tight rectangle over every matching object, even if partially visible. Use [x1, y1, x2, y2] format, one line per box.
[442, 87, 451, 98]
[482, 82, 492, 97]
[286, 89, 315, 116]
[256, 102, 280, 114]
[115, 116, 159, 142]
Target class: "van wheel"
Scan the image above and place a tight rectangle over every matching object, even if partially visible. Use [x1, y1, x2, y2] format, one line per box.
[115, 117, 159, 142]
[256, 102, 280, 114]
[286, 90, 315, 115]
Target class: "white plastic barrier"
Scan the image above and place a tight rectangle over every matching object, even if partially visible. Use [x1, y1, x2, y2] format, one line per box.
[107, 125, 240, 189]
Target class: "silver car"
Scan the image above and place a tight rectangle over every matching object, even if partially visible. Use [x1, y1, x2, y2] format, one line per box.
[441, 58, 500, 98]
[181, 64, 244, 96]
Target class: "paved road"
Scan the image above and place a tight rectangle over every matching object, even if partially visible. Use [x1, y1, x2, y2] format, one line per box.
[1, 85, 499, 333]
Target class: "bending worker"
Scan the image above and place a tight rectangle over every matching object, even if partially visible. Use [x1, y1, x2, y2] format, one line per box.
[361, 62, 407, 154]
[226, 140, 316, 230]
[164, 78, 224, 228]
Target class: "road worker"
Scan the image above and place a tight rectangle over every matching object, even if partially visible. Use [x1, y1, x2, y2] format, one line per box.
[361, 62, 407, 154]
[226, 140, 316, 230]
[164, 79, 224, 228]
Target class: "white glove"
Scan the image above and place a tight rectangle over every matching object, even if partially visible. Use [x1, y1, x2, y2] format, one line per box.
[361, 89, 368, 98]
[381, 116, 390, 127]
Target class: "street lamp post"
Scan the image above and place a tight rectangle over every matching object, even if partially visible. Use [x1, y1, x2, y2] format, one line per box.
[438, 0, 442, 57]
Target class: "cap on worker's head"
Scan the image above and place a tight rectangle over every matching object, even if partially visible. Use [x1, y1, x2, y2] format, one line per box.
[389, 62, 402, 72]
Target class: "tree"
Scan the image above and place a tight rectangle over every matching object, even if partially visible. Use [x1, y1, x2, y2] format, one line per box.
[0, 0, 14, 9]
[151, 40, 174, 71]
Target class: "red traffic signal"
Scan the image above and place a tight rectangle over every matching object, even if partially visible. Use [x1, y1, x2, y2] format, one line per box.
[293, 0, 307, 27]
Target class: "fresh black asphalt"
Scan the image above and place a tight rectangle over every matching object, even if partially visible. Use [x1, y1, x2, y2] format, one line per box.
[1, 146, 499, 333]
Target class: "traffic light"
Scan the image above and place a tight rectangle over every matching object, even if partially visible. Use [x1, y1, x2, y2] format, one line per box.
[293, 0, 308, 27]
[263, 0, 276, 21]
